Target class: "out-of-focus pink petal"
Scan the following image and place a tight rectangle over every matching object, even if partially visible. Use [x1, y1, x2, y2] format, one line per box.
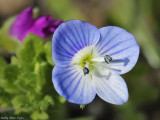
[9, 7, 34, 41]
[9, 7, 63, 41]
[27, 16, 54, 38]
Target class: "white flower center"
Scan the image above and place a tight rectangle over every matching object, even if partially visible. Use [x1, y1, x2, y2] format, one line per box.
[71, 46, 113, 76]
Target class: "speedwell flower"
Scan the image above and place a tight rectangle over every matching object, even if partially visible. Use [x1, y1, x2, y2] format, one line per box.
[9, 7, 63, 41]
[52, 20, 139, 105]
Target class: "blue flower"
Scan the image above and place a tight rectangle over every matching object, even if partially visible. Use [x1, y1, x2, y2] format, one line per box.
[52, 20, 139, 105]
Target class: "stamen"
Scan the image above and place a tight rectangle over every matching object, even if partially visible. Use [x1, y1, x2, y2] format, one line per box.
[83, 67, 89, 75]
[91, 57, 104, 62]
[83, 63, 89, 75]
[104, 55, 112, 64]
[91, 55, 112, 64]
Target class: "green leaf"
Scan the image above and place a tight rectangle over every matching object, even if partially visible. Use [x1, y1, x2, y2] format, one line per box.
[12, 95, 27, 112]
[18, 34, 44, 63]
[15, 72, 39, 94]
[0, 87, 12, 107]
[4, 65, 19, 81]
[39, 95, 54, 111]
[0, 57, 7, 77]
[44, 41, 54, 66]
[0, 31, 65, 119]
[34, 62, 52, 88]
[2, 65, 20, 94]
[31, 111, 49, 120]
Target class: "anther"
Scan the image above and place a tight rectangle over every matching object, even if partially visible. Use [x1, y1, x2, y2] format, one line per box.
[104, 55, 112, 64]
[83, 67, 89, 75]
[83, 63, 89, 75]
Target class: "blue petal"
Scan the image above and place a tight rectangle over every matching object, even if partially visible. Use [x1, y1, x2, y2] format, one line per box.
[52, 65, 96, 104]
[96, 26, 139, 74]
[94, 71, 129, 105]
[52, 20, 100, 67]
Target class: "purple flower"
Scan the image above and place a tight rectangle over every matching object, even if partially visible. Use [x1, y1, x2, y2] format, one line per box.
[9, 7, 63, 41]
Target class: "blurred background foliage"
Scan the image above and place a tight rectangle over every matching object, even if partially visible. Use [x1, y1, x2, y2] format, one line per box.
[0, 0, 160, 120]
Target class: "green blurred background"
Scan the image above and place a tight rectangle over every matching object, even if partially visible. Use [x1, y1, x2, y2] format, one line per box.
[0, 0, 160, 120]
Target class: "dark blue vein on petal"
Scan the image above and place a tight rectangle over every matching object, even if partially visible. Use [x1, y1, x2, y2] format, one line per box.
[86, 80, 89, 101]
[107, 81, 125, 103]
[96, 80, 114, 100]
[109, 44, 136, 56]
[98, 79, 124, 104]
[78, 79, 85, 103]
[101, 38, 133, 55]
[90, 31, 95, 45]
[56, 52, 72, 59]
[111, 58, 130, 67]
[53, 58, 71, 64]
[61, 26, 81, 51]
[68, 75, 82, 100]
[55, 67, 76, 76]
[98, 30, 123, 53]
[104, 52, 137, 67]
[97, 27, 114, 50]
[71, 21, 85, 47]
[66, 24, 83, 49]
[55, 48, 73, 58]
[110, 68, 122, 72]
[63, 72, 80, 90]
[58, 28, 77, 53]
[79, 23, 87, 46]
[55, 38, 74, 56]
[64, 73, 80, 99]
[58, 71, 78, 98]
[59, 71, 77, 83]
[87, 25, 90, 46]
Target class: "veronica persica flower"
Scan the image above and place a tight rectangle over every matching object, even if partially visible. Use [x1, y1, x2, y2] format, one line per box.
[9, 7, 63, 41]
[52, 20, 139, 105]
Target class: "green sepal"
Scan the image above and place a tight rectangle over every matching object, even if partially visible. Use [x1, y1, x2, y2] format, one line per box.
[2, 65, 20, 94]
